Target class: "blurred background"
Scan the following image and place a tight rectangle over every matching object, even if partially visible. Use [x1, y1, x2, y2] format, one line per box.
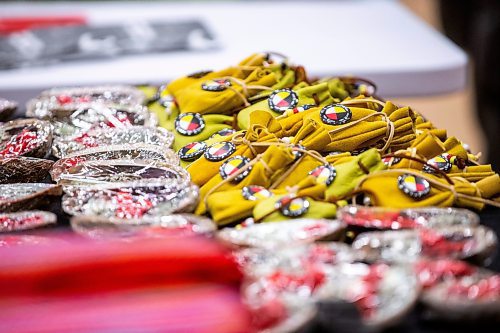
[0, 0, 498, 169]
[398, 0, 499, 171]
[396, 0, 482, 162]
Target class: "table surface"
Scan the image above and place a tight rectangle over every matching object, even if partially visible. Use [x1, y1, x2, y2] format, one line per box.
[0, 0, 467, 97]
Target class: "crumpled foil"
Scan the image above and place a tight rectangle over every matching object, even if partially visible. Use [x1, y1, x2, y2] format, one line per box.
[26, 85, 146, 119]
[337, 205, 480, 230]
[401, 207, 480, 229]
[234, 242, 358, 277]
[217, 219, 346, 249]
[243, 260, 418, 331]
[70, 214, 216, 240]
[51, 159, 190, 187]
[352, 225, 497, 263]
[0, 118, 53, 158]
[62, 180, 199, 218]
[0, 211, 57, 233]
[52, 126, 174, 158]
[315, 263, 419, 329]
[417, 259, 500, 320]
[48, 103, 157, 139]
[50, 144, 179, 179]
[352, 230, 422, 264]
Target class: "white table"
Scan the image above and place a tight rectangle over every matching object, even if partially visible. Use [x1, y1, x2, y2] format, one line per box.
[0, 0, 467, 102]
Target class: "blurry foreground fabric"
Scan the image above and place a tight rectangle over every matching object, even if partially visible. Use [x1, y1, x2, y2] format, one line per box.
[0, 235, 252, 333]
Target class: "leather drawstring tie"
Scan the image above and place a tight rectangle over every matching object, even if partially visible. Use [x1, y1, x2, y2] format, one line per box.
[328, 112, 395, 154]
[382, 153, 454, 184]
[253, 187, 309, 224]
[354, 168, 500, 208]
[231, 133, 328, 166]
[340, 97, 386, 110]
[203, 139, 331, 205]
[269, 148, 328, 189]
[203, 154, 268, 208]
[208, 76, 274, 109]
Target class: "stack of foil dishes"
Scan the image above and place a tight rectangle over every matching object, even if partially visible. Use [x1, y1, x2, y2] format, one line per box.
[70, 214, 216, 240]
[27, 86, 156, 158]
[0, 85, 201, 238]
[233, 206, 499, 332]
